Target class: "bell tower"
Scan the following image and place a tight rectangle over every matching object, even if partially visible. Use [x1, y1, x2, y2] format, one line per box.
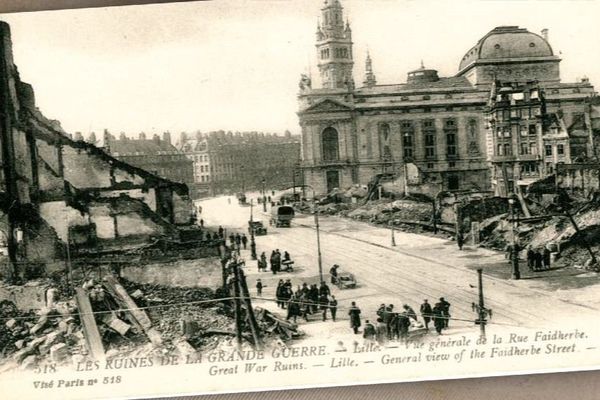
[316, 0, 354, 89]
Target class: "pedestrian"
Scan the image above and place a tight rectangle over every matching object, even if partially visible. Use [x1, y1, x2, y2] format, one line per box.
[276, 280, 284, 307]
[256, 279, 263, 297]
[320, 293, 329, 321]
[403, 304, 417, 321]
[329, 296, 338, 321]
[235, 233, 241, 248]
[283, 251, 291, 263]
[287, 294, 300, 323]
[241, 234, 248, 250]
[218, 225, 224, 238]
[200, 219, 204, 228]
[397, 311, 410, 342]
[375, 318, 387, 345]
[534, 250, 543, 271]
[526, 246, 535, 271]
[505, 243, 513, 263]
[319, 281, 331, 298]
[229, 234, 235, 247]
[348, 301, 361, 334]
[439, 297, 451, 329]
[270, 250, 277, 274]
[309, 284, 319, 313]
[376, 303, 386, 319]
[420, 299, 432, 330]
[329, 264, 339, 285]
[456, 231, 464, 250]
[259, 252, 267, 272]
[432, 303, 445, 335]
[363, 320, 376, 341]
[268, 195, 272, 202]
[383, 304, 395, 340]
[273, 249, 282, 273]
[543, 247, 551, 270]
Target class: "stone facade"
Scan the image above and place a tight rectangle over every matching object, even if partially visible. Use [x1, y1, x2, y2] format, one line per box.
[179, 131, 301, 195]
[298, 1, 596, 197]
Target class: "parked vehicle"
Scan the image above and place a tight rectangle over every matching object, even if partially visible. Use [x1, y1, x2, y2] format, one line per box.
[335, 272, 357, 289]
[248, 220, 267, 236]
[270, 205, 295, 227]
[237, 192, 247, 205]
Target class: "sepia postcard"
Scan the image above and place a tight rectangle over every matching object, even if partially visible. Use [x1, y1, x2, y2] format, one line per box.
[1, 0, 600, 399]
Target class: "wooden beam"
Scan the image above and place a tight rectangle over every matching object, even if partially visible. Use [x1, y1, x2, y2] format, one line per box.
[75, 287, 105, 360]
[103, 275, 163, 346]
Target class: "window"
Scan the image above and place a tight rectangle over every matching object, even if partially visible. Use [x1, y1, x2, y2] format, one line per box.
[449, 161, 456, 168]
[504, 143, 512, 156]
[497, 144, 503, 156]
[445, 119, 455, 128]
[530, 142, 537, 155]
[520, 142, 529, 155]
[468, 120, 477, 138]
[403, 131, 414, 158]
[423, 120, 434, 128]
[401, 121, 412, 129]
[545, 144, 552, 156]
[557, 144, 564, 155]
[503, 127, 511, 138]
[520, 125, 528, 137]
[423, 95, 431, 100]
[529, 125, 537, 136]
[448, 175, 459, 190]
[322, 127, 339, 161]
[427, 162, 434, 169]
[446, 132, 457, 157]
[425, 132, 436, 158]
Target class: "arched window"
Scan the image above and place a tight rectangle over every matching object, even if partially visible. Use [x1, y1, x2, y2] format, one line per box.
[379, 123, 391, 161]
[322, 127, 339, 161]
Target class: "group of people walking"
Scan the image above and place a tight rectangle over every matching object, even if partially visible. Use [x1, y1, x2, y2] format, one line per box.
[257, 249, 292, 273]
[526, 246, 552, 271]
[268, 280, 338, 323]
[348, 297, 452, 340]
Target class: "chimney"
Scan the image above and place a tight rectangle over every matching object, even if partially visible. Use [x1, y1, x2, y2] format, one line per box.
[74, 132, 84, 141]
[139, 132, 146, 140]
[162, 131, 171, 145]
[152, 133, 161, 143]
[541, 28, 548, 42]
[119, 132, 127, 141]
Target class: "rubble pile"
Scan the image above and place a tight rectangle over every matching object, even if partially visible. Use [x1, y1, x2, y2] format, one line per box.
[346, 199, 433, 224]
[255, 307, 304, 341]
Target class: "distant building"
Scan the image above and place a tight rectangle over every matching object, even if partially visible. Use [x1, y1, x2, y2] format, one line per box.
[177, 132, 211, 197]
[298, 0, 597, 196]
[178, 131, 302, 195]
[105, 131, 194, 190]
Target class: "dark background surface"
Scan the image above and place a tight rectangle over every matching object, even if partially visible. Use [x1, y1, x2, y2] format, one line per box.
[1, 1, 599, 399]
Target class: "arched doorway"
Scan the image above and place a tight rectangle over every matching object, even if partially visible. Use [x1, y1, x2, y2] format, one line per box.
[322, 127, 339, 162]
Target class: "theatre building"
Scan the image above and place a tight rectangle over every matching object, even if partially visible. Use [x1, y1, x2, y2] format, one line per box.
[298, 0, 596, 196]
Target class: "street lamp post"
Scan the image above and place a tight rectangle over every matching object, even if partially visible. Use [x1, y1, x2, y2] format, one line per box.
[314, 199, 323, 283]
[249, 199, 257, 260]
[508, 194, 520, 280]
[390, 220, 396, 246]
[262, 178, 267, 212]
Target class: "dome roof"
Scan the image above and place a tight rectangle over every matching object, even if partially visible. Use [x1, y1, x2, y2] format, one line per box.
[459, 26, 554, 72]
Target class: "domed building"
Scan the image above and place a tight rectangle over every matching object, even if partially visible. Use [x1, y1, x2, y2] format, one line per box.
[298, 1, 596, 197]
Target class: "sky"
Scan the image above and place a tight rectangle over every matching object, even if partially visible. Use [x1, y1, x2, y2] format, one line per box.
[1, 0, 600, 140]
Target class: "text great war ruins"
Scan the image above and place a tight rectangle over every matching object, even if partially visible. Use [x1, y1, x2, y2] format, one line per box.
[2, 0, 600, 396]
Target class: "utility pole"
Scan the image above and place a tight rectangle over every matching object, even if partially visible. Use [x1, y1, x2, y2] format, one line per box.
[314, 200, 323, 283]
[249, 200, 257, 260]
[390, 221, 396, 246]
[230, 260, 243, 348]
[237, 265, 262, 350]
[472, 268, 492, 340]
[261, 178, 267, 212]
[508, 194, 520, 279]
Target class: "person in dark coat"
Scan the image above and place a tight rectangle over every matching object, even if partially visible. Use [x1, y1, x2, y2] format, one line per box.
[275, 279, 285, 308]
[383, 305, 395, 340]
[397, 311, 411, 342]
[218, 226, 224, 238]
[534, 250, 543, 271]
[319, 281, 331, 298]
[329, 296, 338, 321]
[329, 265, 339, 285]
[320, 293, 329, 321]
[229, 234, 235, 247]
[309, 284, 319, 313]
[376, 304, 386, 319]
[375, 318, 387, 345]
[200, 219, 204, 228]
[403, 304, 417, 321]
[286, 294, 300, 323]
[456, 231, 464, 250]
[256, 279, 263, 297]
[348, 301, 361, 334]
[543, 247, 551, 270]
[420, 299, 432, 330]
[526, 246, 535, 271]
[259, 252, 267, 272]
[363, 320, 376, 341]
[235, 233, 241, 248]
[432, 303, 445, 335]
[439, 297, 451, 328]
[241, 234, 248, 250]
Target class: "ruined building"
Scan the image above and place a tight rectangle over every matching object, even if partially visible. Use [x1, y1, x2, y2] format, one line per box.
[0, 22, 194, 279]
[105, 131, 195, 195]
[298, 0, 597, 196]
